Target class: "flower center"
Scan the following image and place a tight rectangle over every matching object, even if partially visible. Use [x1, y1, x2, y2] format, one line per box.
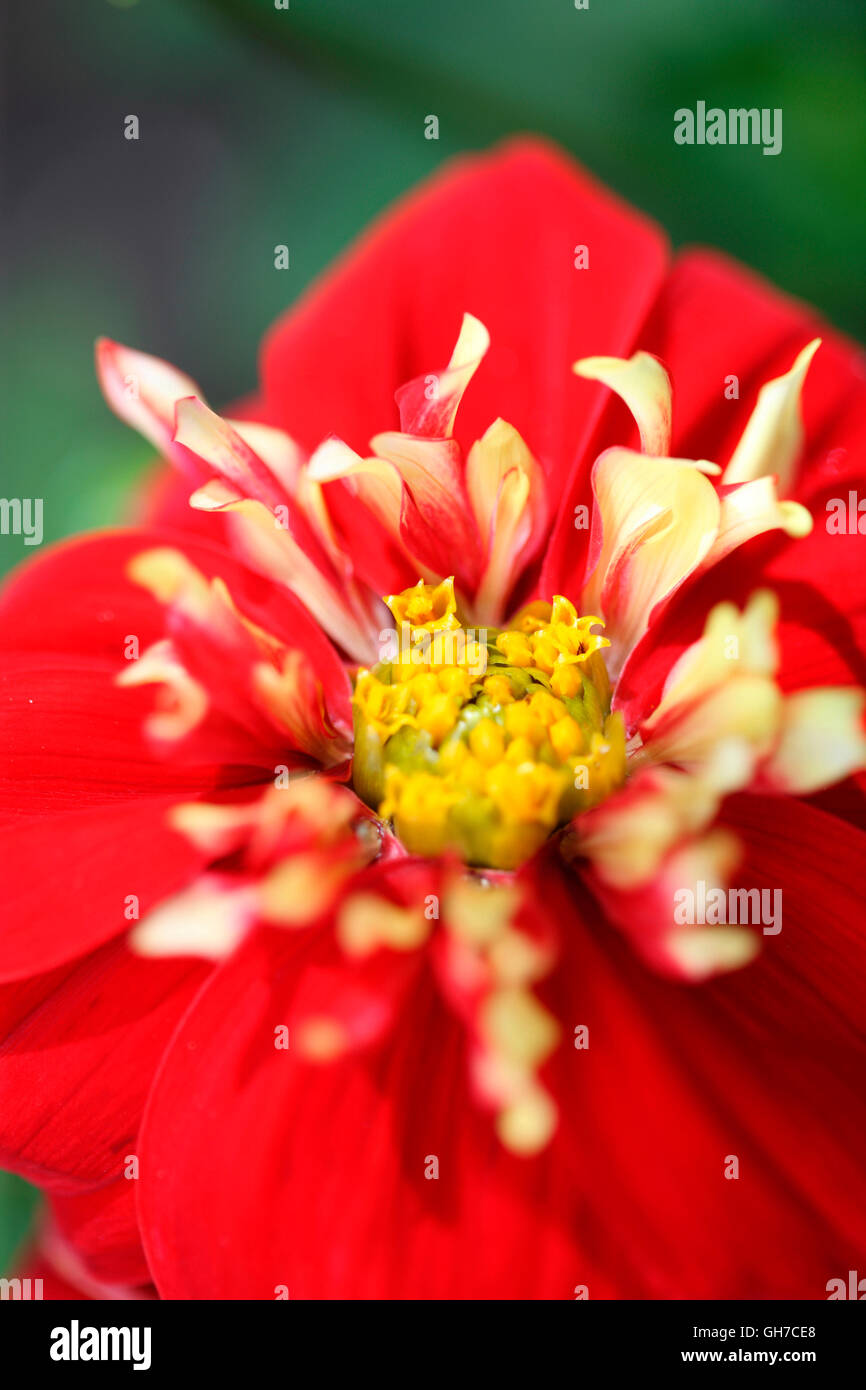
[351, 579, 626, 870]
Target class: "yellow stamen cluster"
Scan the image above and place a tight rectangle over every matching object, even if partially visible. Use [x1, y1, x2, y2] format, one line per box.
[495, 595, 612, 701]
[385, 576, 461, 632]
[352, 580, 626, 870]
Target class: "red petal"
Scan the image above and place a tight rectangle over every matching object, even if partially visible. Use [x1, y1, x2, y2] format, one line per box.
[14, 1240, 155, 1300]
[47, 1182, 150, 1288]
[0, 654, 257, 813]
[0, 794, 209, 978]
[651, 250, 866, 667]
[639, 251, 866, 501]
[261, 138, 667, 491]
[546, 246, 866, 666]
[12, 1250, 94, 1300]
[134, 461, 232, 543]
[615, 523, 866, 734]
[0, 938, 208, 1181]
[615, 251, 866, 713]
[0, 521, 350, 804]
[0, 526, 343, 674]
[138, 802, 865, 1297]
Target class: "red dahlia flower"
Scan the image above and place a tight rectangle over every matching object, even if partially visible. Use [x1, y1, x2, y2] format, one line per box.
[1, 140, 865, 1300]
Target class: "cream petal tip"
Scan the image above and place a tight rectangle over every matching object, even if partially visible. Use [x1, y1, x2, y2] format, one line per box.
[666, 926, 761, 980]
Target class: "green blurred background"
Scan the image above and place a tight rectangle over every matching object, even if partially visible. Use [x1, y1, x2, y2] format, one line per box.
[2, 0, 864, 1277]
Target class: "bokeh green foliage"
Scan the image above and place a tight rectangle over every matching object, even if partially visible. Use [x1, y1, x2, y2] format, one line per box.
[0, 1173, 40, 1276]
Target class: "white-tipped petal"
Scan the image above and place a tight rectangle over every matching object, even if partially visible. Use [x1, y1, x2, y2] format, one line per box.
[96, 338, 203, 467]
[132, 880, 254, 959]
[575, 351, 672, 456]
[702, 475, 813, 571]
[582, 448, 720, 676]
[766, 687, 866, 793]
[723, 339, 821, 490]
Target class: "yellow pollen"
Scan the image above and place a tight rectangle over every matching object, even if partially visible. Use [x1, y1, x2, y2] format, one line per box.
[385, 577, 460, 631]
[483, 672, 515, 704]
[351, 579, 626, 870]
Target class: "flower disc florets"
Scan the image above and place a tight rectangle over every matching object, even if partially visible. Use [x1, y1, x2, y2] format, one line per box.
[352, 578, 626, 869]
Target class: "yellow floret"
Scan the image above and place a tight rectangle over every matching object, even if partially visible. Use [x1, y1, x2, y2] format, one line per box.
[469, 719, 507, 766]
[352, 578, 625, 871]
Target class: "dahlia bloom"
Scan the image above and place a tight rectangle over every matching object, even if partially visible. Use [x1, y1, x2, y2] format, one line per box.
[2, 140, 865, 1299]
